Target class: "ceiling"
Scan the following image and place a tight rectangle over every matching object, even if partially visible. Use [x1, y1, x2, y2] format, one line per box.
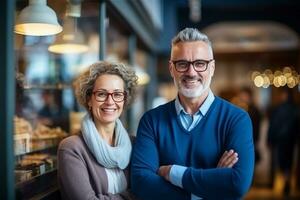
[177, 0, 300, 34]
[158, 0, 300, 54]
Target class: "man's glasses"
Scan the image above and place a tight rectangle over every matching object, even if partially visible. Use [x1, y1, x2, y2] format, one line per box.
[171, 59, 214, 73]
[92, 90, 126, 102]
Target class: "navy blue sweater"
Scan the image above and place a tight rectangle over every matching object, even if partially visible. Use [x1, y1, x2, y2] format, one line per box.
[131, 97, 254, 200]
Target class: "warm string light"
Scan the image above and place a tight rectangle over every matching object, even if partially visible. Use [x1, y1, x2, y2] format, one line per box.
[251, 67, 299, 88]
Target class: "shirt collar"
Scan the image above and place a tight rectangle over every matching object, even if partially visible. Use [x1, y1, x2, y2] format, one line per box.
[175, 90, 215, 116]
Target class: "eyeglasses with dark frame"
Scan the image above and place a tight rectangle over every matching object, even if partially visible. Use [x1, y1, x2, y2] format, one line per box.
[171, 59, 214, 73]
[92, 90, 127, 103]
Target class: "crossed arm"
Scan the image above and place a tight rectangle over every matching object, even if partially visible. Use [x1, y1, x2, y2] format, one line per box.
[131, 136, 245, 200]
[158, 149, 239, 181]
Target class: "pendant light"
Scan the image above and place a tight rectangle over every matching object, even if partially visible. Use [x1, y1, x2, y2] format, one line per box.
[48, 17, 88, 54]
[15, 0, 62, 36]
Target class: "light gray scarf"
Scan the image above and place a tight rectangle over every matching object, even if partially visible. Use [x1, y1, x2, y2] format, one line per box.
[81, 114, 132, 169]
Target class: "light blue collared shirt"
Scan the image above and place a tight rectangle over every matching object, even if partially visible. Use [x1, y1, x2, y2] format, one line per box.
[170, 90, 215, 200]
[174, 90, 215, 131]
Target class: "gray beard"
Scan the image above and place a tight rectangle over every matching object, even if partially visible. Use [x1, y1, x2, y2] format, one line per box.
[174, 77, 211, 98]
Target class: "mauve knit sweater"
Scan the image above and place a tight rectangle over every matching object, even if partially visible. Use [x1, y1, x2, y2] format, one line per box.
[57, 134, 133, 200]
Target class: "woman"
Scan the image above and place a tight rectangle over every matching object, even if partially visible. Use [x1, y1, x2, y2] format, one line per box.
[58, 61, 138, 200]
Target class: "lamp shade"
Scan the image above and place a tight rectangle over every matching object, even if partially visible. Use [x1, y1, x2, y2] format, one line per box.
[48, 18, 88, 54]
[15, 0, 62, 36]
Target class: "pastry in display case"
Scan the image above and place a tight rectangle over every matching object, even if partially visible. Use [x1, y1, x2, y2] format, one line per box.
[14, 115, 67, 184]
[32, 123, 67, 150]
[15, 153, 56, 183]
[14, 73, 69, 185]
[14, 85, 68, 185]
[14, 76, 71, 199]
[14, 116, 32, 155]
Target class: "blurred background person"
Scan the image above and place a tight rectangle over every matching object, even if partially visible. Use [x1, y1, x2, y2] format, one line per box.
[15, 72, 36, 120]
[267, 88, 300, 196]
[231, 87, 262, 165]
[38, 90, 70, 132]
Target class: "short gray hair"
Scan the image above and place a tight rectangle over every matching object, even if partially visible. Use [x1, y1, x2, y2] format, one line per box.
[75, 61, 138, 111]
[171, 28, 212, 49]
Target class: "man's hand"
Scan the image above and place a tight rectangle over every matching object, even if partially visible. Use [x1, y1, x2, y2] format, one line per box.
[158, 165, 172, 181]
[217, 149, 238, 168]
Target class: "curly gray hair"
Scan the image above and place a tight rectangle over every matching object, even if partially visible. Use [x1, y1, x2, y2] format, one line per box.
[75, 61, 138, 111]
[171, 28, 213, 52]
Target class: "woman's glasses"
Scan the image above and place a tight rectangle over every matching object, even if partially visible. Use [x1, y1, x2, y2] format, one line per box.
[92, 90, 126, 102]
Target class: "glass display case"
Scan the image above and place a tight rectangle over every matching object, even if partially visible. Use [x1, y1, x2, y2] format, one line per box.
[14, 0, 100, 198]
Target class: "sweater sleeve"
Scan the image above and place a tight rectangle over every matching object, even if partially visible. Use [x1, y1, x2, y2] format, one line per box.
[182, 112, 255, 199]
[130, 114, 189, 200]
[57, 141, 124, 200]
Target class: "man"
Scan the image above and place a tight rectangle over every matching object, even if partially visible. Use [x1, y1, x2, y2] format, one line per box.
[131, 28, 254, 200]
[267, 88, 299, 195]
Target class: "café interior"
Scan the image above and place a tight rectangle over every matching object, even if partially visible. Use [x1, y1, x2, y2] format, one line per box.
[1, 0, 300, 199]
